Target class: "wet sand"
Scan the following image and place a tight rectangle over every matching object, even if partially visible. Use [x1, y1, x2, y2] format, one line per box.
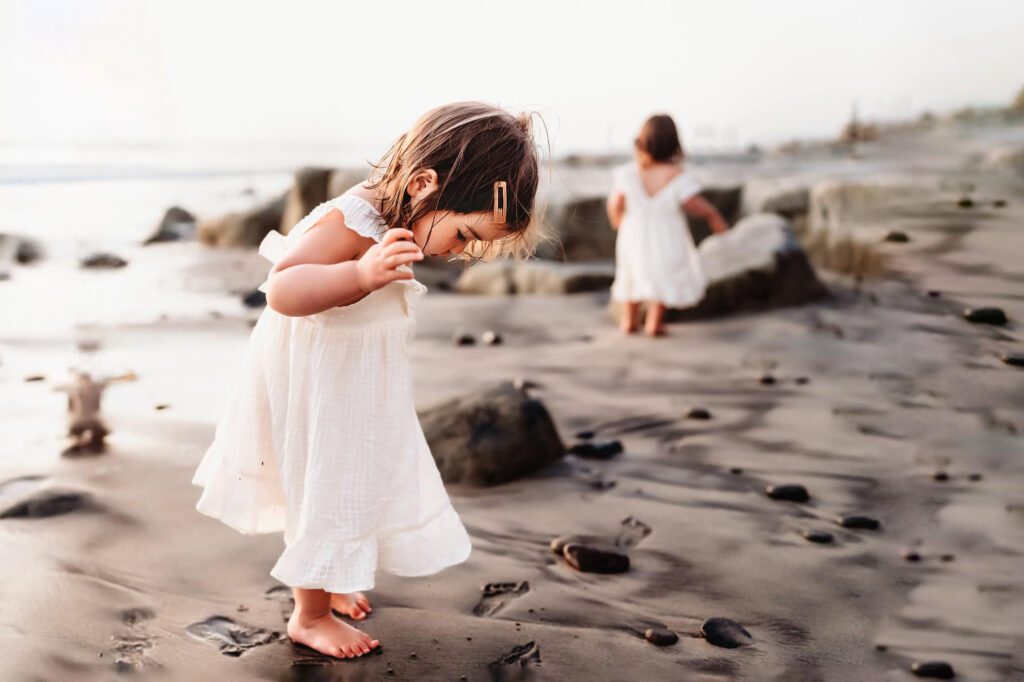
[1, 126, 1023, 681]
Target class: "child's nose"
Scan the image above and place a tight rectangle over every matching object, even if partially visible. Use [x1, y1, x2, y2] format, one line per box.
[450, 241, 466, 255]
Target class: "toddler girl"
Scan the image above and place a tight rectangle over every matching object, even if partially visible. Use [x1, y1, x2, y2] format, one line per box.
[606, 114, 728, 336]
[193, 102, 540, 659]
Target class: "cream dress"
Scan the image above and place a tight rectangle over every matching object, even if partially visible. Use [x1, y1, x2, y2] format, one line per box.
[610, 163, 707, 307]
[192, 192, 472, 593]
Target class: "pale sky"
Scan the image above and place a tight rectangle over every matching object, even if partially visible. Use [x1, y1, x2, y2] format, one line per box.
[2, 0, 1023, 156]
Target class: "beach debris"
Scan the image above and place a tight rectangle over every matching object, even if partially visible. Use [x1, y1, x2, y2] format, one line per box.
[766, 484, 810, 503]
[999, 352, 1024, 367]
[910, 660, 955, 679]
[419, 382, 564, 486]
[883, 230, 910, 243]
[700, 617, 753, 649]
[644, 627, 679, 646]
[901, 550, 922, 562]
[453, 332, 476, 346]
[185, 616, 281, 656]
[685, 407, 712, 420]
[241, 288, 267, 308]
[836, 514, 881, 530]
[80, 253, 128, 269]
[473, 581, 529, 617]
[568, 440, 623, 460]
[562, 544, 630, 574]
[489, 641, 541, 668]
[931, 470, 949, 482]
[143, 206, 196, 245]
[963, 306, 1007, 325]
[481, 330, 502, 345]
[0, 489, 91, 519]
[802, 530, 834, 544]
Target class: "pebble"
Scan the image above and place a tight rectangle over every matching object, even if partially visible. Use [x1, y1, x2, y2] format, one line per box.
[575, 430, 595, 440]
[550, 534, 607, 555]
[685, 407, 712, 420]
[883, 230, 910, 243]
[795, 376, 810, 385]
[700, 617, 753, 648]
[729, 467, 744, 475]
[836, 514, 881, 530]
[911, 661, 955, 679]
[940, 554, 955, 562]
[766, 484, 810, 503]
[927, 290, 941, 298]
[481, 330, 502, 345]
[902, 550, 922, 562]
[968, 473, 983, 482]
[931, 471, 949, 482]
[644, 627, 679, 646]
[154, 404, 170, 411]
[1000, 352, 1024, 367]
[802, 530, 834, 544]
[568, 440, 623, 460]
[80, 253, 128, 269]
[956, 197, 974, 208]
[963, 306, 1007, 325]
[454, 333, 476, 346]
[23, 375, 45, 382]
[241, 289, 266, 308]
[759, 374, 776, 385]
[562, 544, 630, 574]
[993, 199, 1007, 208]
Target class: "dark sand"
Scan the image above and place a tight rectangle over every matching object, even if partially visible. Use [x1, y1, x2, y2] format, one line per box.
[1, 126, 1023, 681]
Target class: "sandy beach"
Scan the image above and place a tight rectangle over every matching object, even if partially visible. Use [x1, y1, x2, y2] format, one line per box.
[1, 121, 1023, 681]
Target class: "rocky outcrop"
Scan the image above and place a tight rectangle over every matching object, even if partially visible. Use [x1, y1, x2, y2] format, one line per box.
[327, 168, 367, 200]
[741, 181, 810, 220]
[279, 167, 332, 236]
[418, 383, 565, 486]
[144, 206, 196, 245]
[198, 194, 286, 247]
[455, 260, 614, 295]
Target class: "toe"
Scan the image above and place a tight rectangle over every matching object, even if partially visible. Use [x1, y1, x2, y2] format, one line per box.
[351, 608, 366, 620]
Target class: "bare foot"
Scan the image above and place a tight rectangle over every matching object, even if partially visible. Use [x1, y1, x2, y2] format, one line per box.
[645, 326, 667, 337]
[331, 592, 372, 620]
[287, 611, 379, 659]
[619, 323, 637, 335]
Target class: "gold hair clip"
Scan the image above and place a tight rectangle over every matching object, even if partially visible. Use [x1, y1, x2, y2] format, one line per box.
[493, 181, 507, 224]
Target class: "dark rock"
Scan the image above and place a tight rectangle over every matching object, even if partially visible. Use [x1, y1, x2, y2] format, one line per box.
[185, 616, 280, 656]
[0, 489, 90, 519]
[993, 199, 1007, 208]
[24, 375, 45, 382]
[836, 514, 881, 530]
[968, 473, 983, 482]
[999, 352, 1024, 367]
[729, 467, 744, 475]
[931, 471, 949, 482]
[550, 534, 608, 555]
[956, 197, 974, 208]
[644, 627, 679, 646]
[910, 661, 955, 679]
[241, 289, 267, 308]
[562, 544, 630, 574]
[795, 376, 810, 385]
[759, 374, 777, 385]
[15, 237, 43, 263]
[81, 253, 128, 269]
[766, 484, 810, 503]
[575, 430, 595, 440]
[940, 554, 955, 562]
[280, 167, 332, 235]
[902, 550, 922, 562]
[927, 290, 941, 298]
[963, 307, 1007, 325]
[568, 440, 623, 460]
[802, 530, 833, 544]
[700, 617, 753, 648]
[685, 407, 712, 420]
[419, 383, 565, 486]
[454, 333, 476, 346]
[883, 230, 910, 243]
[199, 193, 287, 248]
[144, 206, 196, 244]
[481, 330, 502, 345]
[154, 404, 169, 411]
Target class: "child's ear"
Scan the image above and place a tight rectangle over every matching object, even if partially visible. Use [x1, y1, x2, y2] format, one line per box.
[406, 169, 439, 198]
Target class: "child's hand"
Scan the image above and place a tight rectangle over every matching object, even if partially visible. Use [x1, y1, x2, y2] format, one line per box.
[355, 229, 424, 292]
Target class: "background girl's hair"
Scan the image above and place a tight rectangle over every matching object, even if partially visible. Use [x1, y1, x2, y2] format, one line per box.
[635, 114, 684, 163]
[367, 102, 545, 260]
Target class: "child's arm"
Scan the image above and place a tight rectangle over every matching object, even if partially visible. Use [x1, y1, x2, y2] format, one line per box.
[682, 195, 729, 234]
[607, 192, 626, 230]
[265, 210, 423, 317]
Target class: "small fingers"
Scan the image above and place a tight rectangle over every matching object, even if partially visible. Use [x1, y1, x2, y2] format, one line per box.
[382, 240, 423, 257]
[386, 252, 423, 269]
[381, 228, 415, 247]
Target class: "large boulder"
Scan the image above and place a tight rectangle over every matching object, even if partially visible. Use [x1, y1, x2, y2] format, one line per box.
[668, 213, 828, 319]
[741, 180, 810, 220]
[198, 194, 286, 247]
[280, 167, 332, 235]
[455, 260, 614, 295]
[418, 383, 565, 486]
[144, 206, 196, 245]
[327, 168, 368, 199]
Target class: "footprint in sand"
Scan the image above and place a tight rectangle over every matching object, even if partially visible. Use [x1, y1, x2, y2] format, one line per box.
[615, 516, 652, 548]
[0, 476, 94, 519]
[263, 585, 295, 622]
[489, 640, 541, 668]
[474, 581, 530, 617]
[111, 607, 156, 673]
[186, 616, 282, 656]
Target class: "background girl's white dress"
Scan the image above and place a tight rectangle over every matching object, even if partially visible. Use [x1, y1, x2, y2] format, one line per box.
[192, 193, 472, 594]
[610, 163, 707, 307]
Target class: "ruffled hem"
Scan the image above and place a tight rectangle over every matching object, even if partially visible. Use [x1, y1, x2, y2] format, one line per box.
[611, 279, 707, 308]
[270, 504, 472, 593]
[193, 456, 287, 536]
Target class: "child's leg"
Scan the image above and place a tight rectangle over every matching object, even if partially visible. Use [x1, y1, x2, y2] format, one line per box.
[645, 302, 667, 336]
[287, 587, 379, 658]
[331, 591, 372, 620]
[620, 301, 640, 333]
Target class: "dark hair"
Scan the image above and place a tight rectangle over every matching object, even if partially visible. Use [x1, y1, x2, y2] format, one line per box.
[634, 114, 683, 163]
[367, 102, 543, 259]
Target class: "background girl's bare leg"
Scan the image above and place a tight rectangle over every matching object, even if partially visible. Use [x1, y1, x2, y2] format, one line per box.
[645, 302, 667, 336]
[620, 301, 640, 334]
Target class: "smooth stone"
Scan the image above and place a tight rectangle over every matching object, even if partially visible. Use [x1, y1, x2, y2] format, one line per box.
[956, 197, 974, 208]
[759, 374, 777, 385]
[568, 440, 624, 460]
[963, 307, 1007, 325]
[883, 230, 910, 243]
[927, 290, 941, 298]
[24, 375, 45, 382]
[993, 199, 1007, 207]
[836, 514, 881, 530]
[481, 330, 502, 345]
[940, 554, 955, 562]
[80, 253, 127, 269]
[911, 661, 955, 679]
[795, 376, 810, 385]
[575, 430, 595, 440]
[931, 471, 949, 482]
[454, 333, 476, 346]
[562, 544, 630, 574]
[700, 617, 753, 648]
[968, 473, 983, 482]
[802, 530, 833, 544]
[1000, 352, 1024, 367]
[766, 484, 810, 503]
[644, 627, 678, 646]
[902, 550, 922, 562]
[549, 534, 607, 555]
[241, 289, 266, 308]
[685, 407, 712, 420]
[729, 467, 744, 475]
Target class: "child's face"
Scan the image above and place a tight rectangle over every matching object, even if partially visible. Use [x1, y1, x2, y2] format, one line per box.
[411, 210, 507, 258]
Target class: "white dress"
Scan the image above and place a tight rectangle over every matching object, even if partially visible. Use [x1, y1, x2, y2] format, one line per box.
[610, 163, 707, 307]
[192, 192, 472, 594]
